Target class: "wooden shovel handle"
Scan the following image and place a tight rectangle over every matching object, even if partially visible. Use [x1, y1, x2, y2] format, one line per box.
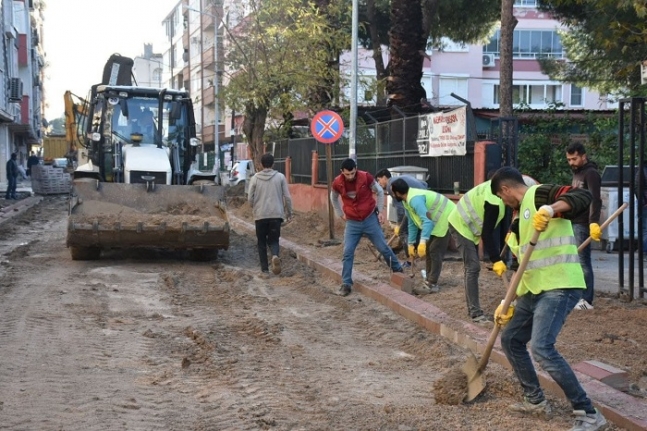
[476, 229, 541, 373]
[477, 202, 629, 373]
[577, 202, 628, 250]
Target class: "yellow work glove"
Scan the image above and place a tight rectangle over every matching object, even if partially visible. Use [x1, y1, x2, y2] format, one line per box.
[492, 260, 507, 277]
[417, 242, 427, 257]
[394, 225, 400, 236]
[494, 300, 515, 327]
[408, 244, 416, 257]
[590, 223, 602, 241]
[532, 205, 554, 232]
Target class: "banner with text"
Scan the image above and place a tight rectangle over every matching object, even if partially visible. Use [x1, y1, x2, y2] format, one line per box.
[416, 106, 467, 157]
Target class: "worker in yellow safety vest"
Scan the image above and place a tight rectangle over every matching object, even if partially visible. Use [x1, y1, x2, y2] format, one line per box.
[489, 166, 607, 431]
[447, 179, 505, 324]
[390, 178, 455, 295]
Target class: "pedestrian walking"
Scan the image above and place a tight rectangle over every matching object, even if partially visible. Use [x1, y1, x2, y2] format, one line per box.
[490, 166, 607, 431]
[447, 179, 506, 324]
[375, 168, 428, 265]
[566, 143, 602, 310]
[5, 153, 19, 200]
[331, 158, 404, 296]
[248, 153, 293, 275]
[27, 151, 40, 177]
[390, 178, 455, 295]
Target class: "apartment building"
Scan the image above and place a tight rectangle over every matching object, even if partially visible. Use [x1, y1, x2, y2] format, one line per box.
[342, 0, 615, 111]
[0, 0, 44, 178]
[161, 0, 226, 153]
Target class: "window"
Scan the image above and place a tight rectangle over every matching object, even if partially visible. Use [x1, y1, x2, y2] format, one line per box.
[570, 84, 583, 106]
[484, 30, 563, 59]
[493, 84, 562, 105]
[514, 0, 538, 6]
[439, 77, 468, 106]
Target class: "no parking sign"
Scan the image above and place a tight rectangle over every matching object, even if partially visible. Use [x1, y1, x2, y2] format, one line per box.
[311, 110, 344, 144]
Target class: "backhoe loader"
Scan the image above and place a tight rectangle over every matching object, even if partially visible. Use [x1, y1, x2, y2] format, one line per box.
[66, 54, 229, 260]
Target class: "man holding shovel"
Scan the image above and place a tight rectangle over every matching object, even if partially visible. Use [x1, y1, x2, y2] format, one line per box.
[390, 178, 455, 295]
[490, 167, 607, 431]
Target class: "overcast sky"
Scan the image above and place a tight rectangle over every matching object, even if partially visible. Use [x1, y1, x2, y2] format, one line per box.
[43, 0, 179, 120]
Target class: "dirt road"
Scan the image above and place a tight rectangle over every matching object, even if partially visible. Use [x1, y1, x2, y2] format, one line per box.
[0, 197, 618, 430]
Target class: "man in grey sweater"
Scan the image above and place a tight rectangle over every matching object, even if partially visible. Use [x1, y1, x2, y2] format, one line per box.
[248, 153, 293, 275]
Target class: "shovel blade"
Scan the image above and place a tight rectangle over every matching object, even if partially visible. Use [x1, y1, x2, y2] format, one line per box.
[463, 352, 486, 402]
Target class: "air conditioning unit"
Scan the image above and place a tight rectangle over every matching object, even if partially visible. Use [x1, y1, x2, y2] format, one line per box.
[9, 77, 23, 102]
[482, 54, 495, 68]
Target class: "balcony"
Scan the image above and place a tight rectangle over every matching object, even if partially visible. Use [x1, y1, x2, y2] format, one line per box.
[202, 46, 215, 68]
[182, 65, 190, 81]
[202, 88, 215, 106]
[202, 124, 214, 144]
[201, 13, 215, 29]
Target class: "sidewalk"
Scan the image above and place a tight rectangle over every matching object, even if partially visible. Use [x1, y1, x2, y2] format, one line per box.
[592, 248, 647, 298]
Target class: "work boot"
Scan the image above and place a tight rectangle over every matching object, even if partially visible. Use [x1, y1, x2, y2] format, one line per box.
[428, 284, 440, 293]
[413, 284, 432, 295]
[338, 284, 352, 296]
[569, 409, 607, 431]
[508, 398, 552, 420]
[271, 255, 281, 275]
[471, 314, 493, 325]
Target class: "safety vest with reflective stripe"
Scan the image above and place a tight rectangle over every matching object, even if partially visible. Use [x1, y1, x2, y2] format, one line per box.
[512, 185, 585, 296]
[403, 188, 455, 237]
[447, 180, 505, 244]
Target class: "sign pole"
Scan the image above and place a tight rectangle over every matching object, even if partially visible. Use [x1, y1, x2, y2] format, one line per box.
[326, 143, 335, 240]
[310, 109, 345, 242]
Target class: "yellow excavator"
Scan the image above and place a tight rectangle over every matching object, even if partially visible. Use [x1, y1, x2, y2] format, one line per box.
[66, 54, 229, 260]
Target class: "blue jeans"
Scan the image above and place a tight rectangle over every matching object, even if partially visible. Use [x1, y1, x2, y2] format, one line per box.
[342, 212, 402, 285]
[572, 223, 594, 304]
[501, 288, 594, 412]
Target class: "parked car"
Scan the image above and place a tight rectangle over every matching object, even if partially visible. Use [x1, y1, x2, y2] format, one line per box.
[228, 160, 255, 186]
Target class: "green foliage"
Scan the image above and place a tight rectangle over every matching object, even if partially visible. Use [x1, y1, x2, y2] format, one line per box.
[539, 0, 647, 95]
[221, 0, 350, 163]
[516, 109, 624, 184]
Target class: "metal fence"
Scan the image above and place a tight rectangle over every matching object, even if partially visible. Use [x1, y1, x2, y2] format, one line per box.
[272, 115, 479, 194]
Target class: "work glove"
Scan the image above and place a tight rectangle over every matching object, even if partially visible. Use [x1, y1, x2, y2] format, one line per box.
[494, 300, 515, 327]
[492, 260, 507, 277]
[532, 205, 554, 232]
[590, 223, 602, 241]
[408, 244, 416, 258]
[417, 241, 427, 257]
[394, 225, 400, 236]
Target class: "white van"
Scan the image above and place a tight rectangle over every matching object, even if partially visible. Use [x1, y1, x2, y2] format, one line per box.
[228, 160, 255, 186]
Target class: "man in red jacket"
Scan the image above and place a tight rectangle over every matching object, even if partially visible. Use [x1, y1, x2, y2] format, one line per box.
[331, 158, 403, 296]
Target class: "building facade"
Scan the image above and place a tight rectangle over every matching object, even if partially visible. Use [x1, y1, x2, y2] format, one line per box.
[0, 0, 44, 179]
[342, 0, 615, 111]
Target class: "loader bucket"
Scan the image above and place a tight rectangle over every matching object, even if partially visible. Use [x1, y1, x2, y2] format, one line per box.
[67, 178, 230, 260]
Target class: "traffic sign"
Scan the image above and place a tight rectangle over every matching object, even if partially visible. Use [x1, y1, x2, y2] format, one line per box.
[311, 110, 344, 144]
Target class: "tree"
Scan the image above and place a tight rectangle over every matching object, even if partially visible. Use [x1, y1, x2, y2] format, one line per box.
[222, 0, 349, 168]
[386, 0, 500, 113]
[539, 0, 647, 95]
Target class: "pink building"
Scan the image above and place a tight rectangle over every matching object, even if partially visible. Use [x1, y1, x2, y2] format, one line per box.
[341, 0, 616, 111]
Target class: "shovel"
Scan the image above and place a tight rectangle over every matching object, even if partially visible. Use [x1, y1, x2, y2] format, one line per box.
[463, 229, 540, 402]
[463, 202, 629, 402]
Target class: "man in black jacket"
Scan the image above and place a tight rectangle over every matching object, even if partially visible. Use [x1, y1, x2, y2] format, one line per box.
[5, 153, 19, 200]
[566, 143, 602, 310]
